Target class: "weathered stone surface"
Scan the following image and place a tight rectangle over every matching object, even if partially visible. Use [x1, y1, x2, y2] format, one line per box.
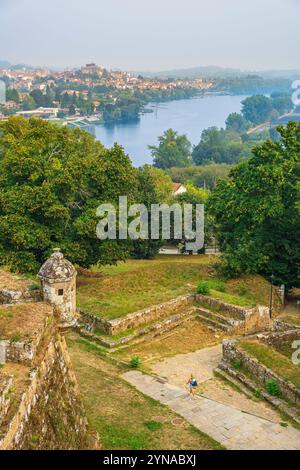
[0, 341, 6, 365]
[0, 259, 97, 450]
[260, 329, 300, 352]
[0, 304, 53, 366]
[273, 319, 300, 331]
[39, 249, 77, 327]
[217, 363, 300, 425]
[222, 338, 300, 405]
[195, 295, 271, 334]
[0, 287, 41, 304]
[195, 294, 247, 320]
[0, 335, 94, 450]
[274, 285, 285, 311]
[38, 248, 76, 282]
[0, 271, 41, 304]
[79, 306, 196, 348]
[0, 373, 13, 426]
[81, 293, 271, 338]
[80, 293, 194, 336]
[244, 305, 271, 334]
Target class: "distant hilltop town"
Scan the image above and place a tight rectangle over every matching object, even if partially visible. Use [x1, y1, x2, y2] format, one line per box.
[0, 62, 214, 125]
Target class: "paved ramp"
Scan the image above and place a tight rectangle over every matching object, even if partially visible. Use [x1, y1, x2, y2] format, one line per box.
[123, 370, 300, 450]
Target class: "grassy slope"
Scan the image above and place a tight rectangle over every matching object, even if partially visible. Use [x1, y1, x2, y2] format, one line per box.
[67, 335, 224, 450]
[77, 255, 270, 320]
[238, 340, 300, 390]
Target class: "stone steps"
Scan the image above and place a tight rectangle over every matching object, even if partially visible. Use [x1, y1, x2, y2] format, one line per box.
[78, 306, 197, 349]
[128, 309, 196, 347]
[197, 307, 234, 325]
[196, 315, 231, 332]
[195, 307, 233, 332]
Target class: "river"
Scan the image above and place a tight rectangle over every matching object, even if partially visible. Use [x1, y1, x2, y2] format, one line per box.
[94, 94, 248, 167]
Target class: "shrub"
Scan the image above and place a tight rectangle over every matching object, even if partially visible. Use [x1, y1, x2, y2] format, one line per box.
[197, 279, 226, 295]
[144, 421, 162, 432]
[129, 356, 141, 369]
[10, 334, 22, 343]
[266, 379, 281, 397]
[197, 281, 210, 295]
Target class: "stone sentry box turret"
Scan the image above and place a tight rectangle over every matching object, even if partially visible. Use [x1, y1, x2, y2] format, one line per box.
[38, 248, 77, 327]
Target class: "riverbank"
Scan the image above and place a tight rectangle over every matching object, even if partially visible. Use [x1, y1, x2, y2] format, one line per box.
[62, 90, 222, 129]
[247, 111, 300, 135]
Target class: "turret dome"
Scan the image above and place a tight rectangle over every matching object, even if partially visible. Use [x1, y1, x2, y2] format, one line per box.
[38, 248, 76, 282]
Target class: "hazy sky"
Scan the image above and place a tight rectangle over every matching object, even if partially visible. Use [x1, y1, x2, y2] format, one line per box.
[1, 0, 299, 71]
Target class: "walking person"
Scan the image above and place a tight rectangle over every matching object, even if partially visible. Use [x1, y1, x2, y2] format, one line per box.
[186, 374, 198, 399]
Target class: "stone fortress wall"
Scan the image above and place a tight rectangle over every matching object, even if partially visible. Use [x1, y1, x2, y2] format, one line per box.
[221, 334, 300, 406]
[80, 293, 194, 336]
[195, 294, 271, 334]
[0, 249, 97, 450]
[0, 335, 92, 450]
[79, 292, 272, 338]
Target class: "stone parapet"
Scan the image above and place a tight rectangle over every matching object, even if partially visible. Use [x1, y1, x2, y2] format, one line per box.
[222, 338, 300, 405]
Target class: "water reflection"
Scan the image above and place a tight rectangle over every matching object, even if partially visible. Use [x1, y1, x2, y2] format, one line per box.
[94, 95, 248, 167]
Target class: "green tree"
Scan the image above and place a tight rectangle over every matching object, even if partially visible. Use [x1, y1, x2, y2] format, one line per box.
[45, 85, 55, 106]
[102, 93, 142, 123]
[6, 88, 19, 103]
[22, 95, 36, 111]
[30, 89, 47, 108]
[271, 92, 293, 116]
[191, 164, 232, 190]
[241, 95, 273, 125]
[68, 104, 76, 115]
[60, 92, 71, 108]
[226, 113, 250, 133]
[167, 184, 211, 253]
[192, 127, 251, 165]
[131, 165, 173, 259]
[150, 129, 192, 169]
[208, 122, 300, 289]
[0, 117, 137, 273]
[168, 164, 231, 190]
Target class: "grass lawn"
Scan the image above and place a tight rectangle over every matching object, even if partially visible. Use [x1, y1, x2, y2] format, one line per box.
[238, 340, 300, 391]
[77, 255, 270, 320]
[208, 290, 255, 308]
[67, 334, 224, 450]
